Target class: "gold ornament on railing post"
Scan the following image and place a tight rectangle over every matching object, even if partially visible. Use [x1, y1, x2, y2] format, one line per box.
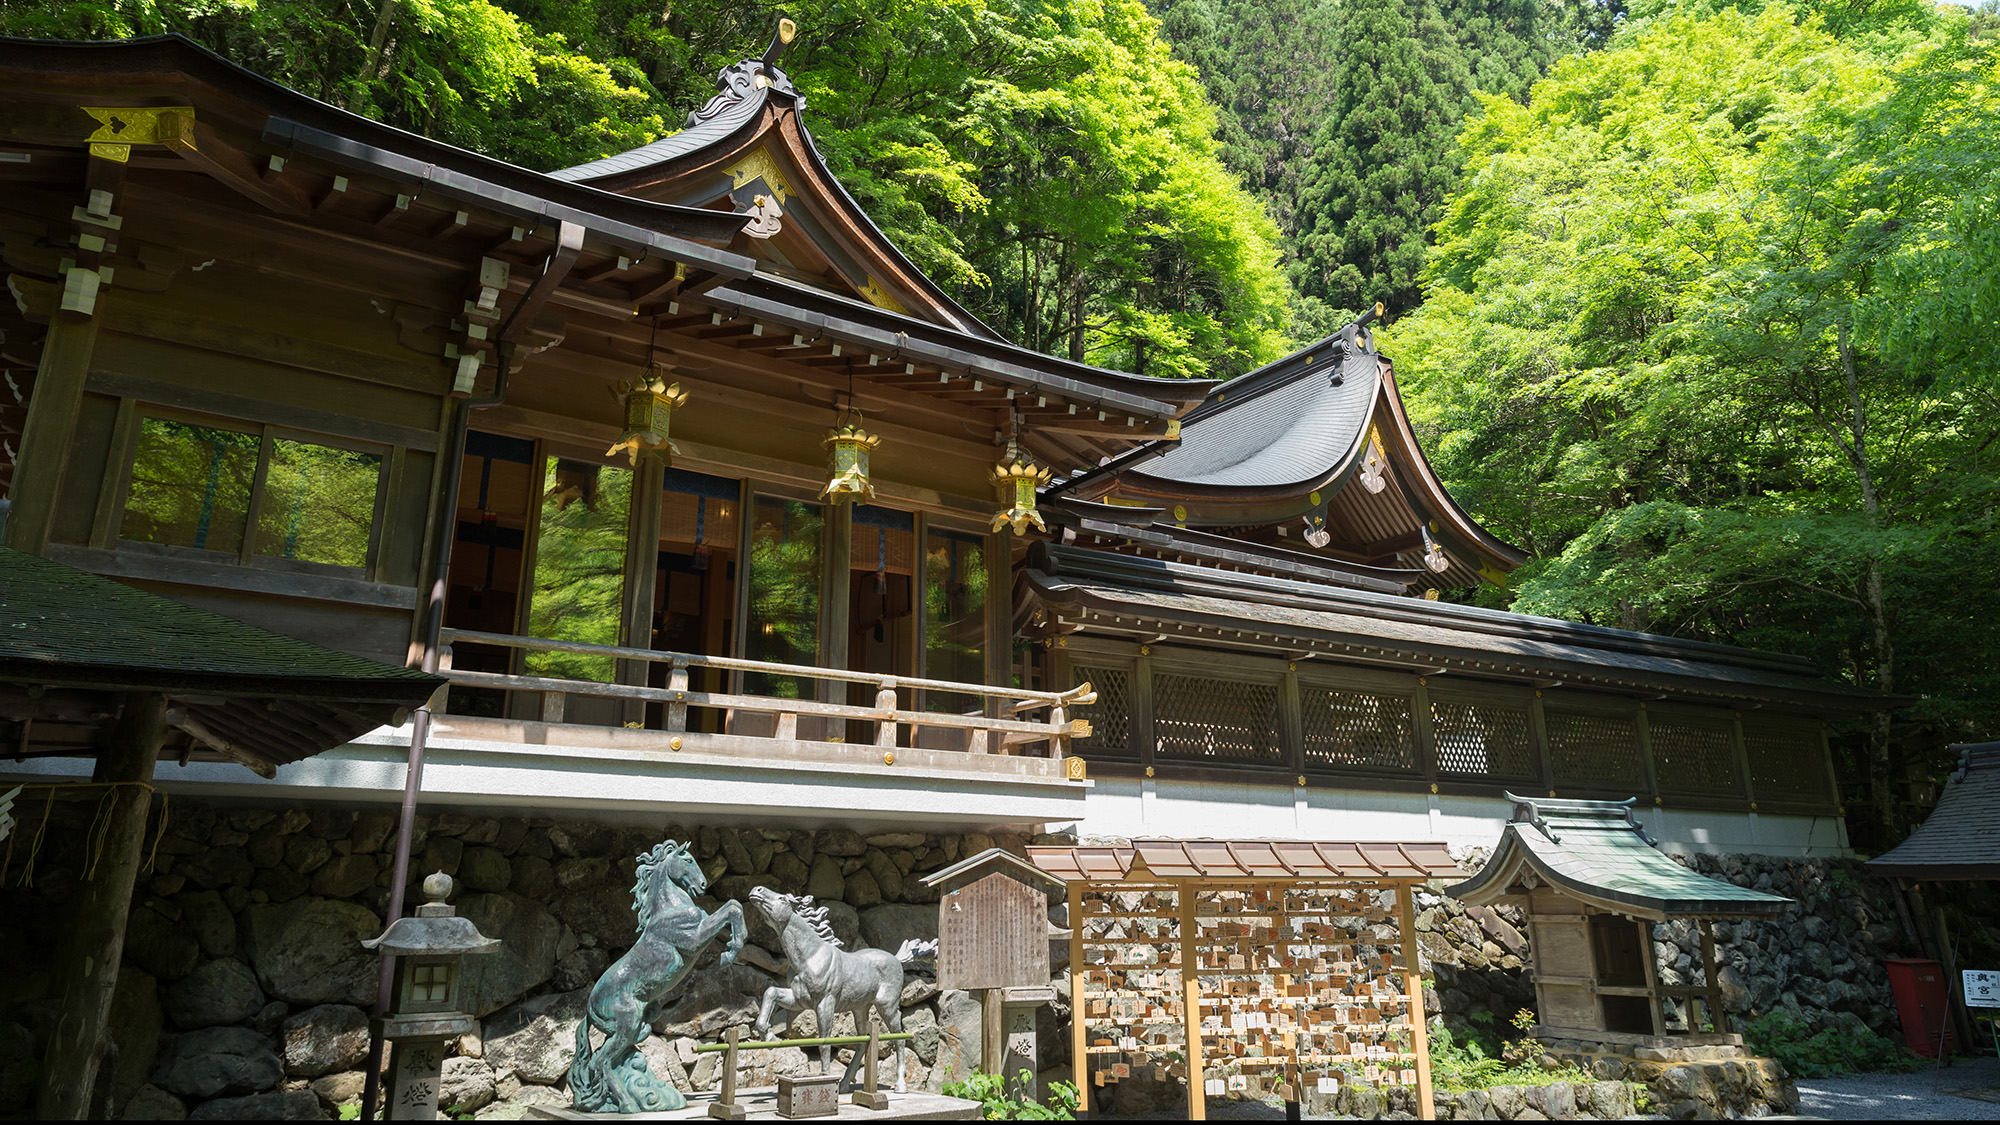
[821, 408, 879, 503]
[606, 375, 688, 466]
[990, 442, 1051, 534]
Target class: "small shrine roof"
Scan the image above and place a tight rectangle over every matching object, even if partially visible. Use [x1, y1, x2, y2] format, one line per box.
[0, 547, 441, 772]
[1027, 838, 1463, 884]
[920, 847, 1064, 888]
[1447, 796, 1794, 920]
[1867, 743, 2000, 880]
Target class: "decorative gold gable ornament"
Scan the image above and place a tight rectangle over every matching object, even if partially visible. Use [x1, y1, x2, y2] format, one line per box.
[990, 443, 1052, 534]
[605, 376, 687, 465]
[1358, 426, 1389, 494]
[821, 409, 879, 503]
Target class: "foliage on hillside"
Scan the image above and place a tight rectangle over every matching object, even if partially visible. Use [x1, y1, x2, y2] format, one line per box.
[1382, 2, 2000, 843]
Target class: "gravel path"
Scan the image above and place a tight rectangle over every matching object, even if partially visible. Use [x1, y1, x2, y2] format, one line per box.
[1795, 1055, 2000, 1120]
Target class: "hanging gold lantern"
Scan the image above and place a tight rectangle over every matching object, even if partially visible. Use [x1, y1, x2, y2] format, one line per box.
[821, 409, 879, 503]
[990, 446, 1051, 534]
[606, 375, 688, 466]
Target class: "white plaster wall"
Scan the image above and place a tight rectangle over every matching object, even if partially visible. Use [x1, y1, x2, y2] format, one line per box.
[1062, 777, 1852, 859]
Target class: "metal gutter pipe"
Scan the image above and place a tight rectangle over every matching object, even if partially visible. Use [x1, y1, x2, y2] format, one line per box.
[360, 340, 513, 1120]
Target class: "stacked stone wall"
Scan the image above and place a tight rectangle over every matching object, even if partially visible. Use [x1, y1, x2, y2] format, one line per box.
[0, 801, 1922, 1121]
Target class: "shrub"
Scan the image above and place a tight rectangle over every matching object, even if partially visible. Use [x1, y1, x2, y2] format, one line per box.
[1741, 1012, 1926, 1077]
[943, 1070, 1080, 1120]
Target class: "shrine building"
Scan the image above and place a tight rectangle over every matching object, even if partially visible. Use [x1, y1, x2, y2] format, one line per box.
[0, 30, 1870, 858]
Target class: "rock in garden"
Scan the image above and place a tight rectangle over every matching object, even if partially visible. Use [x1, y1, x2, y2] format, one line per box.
[483, 989, 588, 1085]
[459, 847, 512, 893]
[308, 854, 379, 899]
[553, 947, 610, 993]
[171, 890, 237, 959]
[454, 892, 562, 1017]
[858, 904, 936, 952]
[125, 900, 201, 981]
[306, 1071, 365, 1114]
[151, 1027, 283, 1099]
[242, 897, 381, 1006]
[280, 1005, 371, 1077]
[166, 960, 265, 1029]
[652, 962, 769, 1038]
[818, 828, 866, 857]
[933, 990, 983, 1085]
[120, 1083, 187, 1120]
[439, 1056, 497, 1113]
[186, 1089, 323, 1119]
[844, 869, 883, 909]
[805, 855, 845, 901]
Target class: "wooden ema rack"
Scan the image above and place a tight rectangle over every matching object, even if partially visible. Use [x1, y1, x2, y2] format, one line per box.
[1069, 882, 1435, 1121]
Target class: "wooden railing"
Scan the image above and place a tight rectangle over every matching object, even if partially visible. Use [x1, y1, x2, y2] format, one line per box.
[437, 628, 1096, 758]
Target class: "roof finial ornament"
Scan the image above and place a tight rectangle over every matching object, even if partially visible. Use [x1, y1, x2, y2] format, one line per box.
[760, 17, 799, 79]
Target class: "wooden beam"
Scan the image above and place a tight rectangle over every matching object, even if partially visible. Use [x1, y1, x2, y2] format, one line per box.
[36, 691, 163, 1119]
[497, 220, 583, 343]
[1397, 885, 1436, 1121]
[159, 114, 311, 217]
[1068, 881, 1088, 1116]
[1180, 888, 1207, 1121]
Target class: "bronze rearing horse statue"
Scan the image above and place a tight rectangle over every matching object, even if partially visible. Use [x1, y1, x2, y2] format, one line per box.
[569, 840, 745, 1113]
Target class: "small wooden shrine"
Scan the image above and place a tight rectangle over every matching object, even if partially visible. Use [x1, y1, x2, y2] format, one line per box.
[1029, 838, 1463, 1121]
[921, 848, 1063, 1094]
[1447, 796, 1791, 1046]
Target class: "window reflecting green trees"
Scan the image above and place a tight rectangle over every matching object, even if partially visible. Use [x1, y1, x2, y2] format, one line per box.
[526, 459, 632, 682]
[746, 497, 823, 698]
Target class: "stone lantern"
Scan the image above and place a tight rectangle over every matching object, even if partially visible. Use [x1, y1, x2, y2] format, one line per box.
[362, 872, 501, 1120]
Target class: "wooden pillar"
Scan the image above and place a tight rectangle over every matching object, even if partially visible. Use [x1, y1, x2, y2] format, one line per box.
[982, 529, 1011, 710]
[1179, 886, 1206, 1122]
[822, 502, 853, 676]
[5, 313, 100, 555]
[1639, 919, 1665, 1036]
[982, 988, 1005, 1076]
[1068, 881, 1087, 1115]
[1413, 676, 1437, 789]
[1698, 919, 1727, 1034]
[1133, 647, 1156, 766]
[1280, 663, 1305, 773]
[1395, 885, 1436, 1122]
[1530, 690, 1553, 796]
[1635, 703, 1661, 807]
[37, 692, 164, 1119]
[1731, 712, 1756, 813]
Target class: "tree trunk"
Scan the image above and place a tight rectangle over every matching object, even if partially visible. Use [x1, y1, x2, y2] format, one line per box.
[36, 693, 164, 1120]
[353, 0, 401, 108]
[1839, 323, 1896, 844]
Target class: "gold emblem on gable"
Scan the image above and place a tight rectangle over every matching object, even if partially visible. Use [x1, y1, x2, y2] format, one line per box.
[858, 278, 907, 314]
[723, 148, 794, 207]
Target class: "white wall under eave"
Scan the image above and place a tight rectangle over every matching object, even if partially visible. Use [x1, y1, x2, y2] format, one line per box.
[1063, 777, 1853, 859]
[0, 725, 1090, 833]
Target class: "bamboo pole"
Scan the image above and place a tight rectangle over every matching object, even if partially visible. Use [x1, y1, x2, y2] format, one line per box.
[1395, 884, 1435, 1122]
[1181, 887, 1207, 1121]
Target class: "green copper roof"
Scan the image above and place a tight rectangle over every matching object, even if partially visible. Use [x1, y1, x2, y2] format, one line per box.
[0, 546, 435, 692]
[1447, 795, 1793, 920]
[0, 546, 441, 773]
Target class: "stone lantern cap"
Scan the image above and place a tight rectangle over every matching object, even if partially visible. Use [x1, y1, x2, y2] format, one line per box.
[362, 872, 502, 956]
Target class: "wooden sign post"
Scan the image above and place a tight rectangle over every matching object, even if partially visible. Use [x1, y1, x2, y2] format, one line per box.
[921, 848, 1064, 1100]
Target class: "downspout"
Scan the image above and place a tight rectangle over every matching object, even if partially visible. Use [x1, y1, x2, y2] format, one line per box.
[360, 340, 514, 1120]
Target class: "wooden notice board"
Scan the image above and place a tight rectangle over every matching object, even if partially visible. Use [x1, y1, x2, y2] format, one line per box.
[938, 869, 1050, 991]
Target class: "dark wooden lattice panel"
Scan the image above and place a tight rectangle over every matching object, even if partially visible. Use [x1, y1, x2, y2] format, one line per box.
[1301, 686, 1416, 772]
[1745, 723, 1831, 803]
[1154, 672, 1282, 764]
[1071, 665, 1132, 755]
[1546, 710, 1645, 788]
[1649, 717, 1741, 795]
[1430, 697, 1536, 779]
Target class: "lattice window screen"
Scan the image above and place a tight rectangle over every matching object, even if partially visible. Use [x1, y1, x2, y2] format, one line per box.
[1649, 719, 1740, 795]
[1431, 698, 1536, 778]
[1546, 711, 1645, 788]
[1301, 686, 1415, 772]
[1745, 724, 1830, 803]
[1154, 673, 1282, 764]
[1071, 665, 1132, 756]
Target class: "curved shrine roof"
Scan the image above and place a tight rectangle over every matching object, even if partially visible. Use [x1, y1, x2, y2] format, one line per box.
[1447, 796, 1794, 920]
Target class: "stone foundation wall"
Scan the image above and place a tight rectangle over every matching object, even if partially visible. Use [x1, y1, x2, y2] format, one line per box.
[0, 800, 1919, 1122]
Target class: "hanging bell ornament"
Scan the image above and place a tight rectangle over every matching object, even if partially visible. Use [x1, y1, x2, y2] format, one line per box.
[606, 376, 688, 466]
[990, 446, 1052, 534]
[821, 410, 880, 503]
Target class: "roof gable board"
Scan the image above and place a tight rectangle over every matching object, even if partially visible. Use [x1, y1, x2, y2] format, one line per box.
[554, 50, 994, 338]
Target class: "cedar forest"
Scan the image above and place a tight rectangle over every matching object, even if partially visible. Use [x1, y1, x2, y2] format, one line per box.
[6, 0, 1996, 846]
